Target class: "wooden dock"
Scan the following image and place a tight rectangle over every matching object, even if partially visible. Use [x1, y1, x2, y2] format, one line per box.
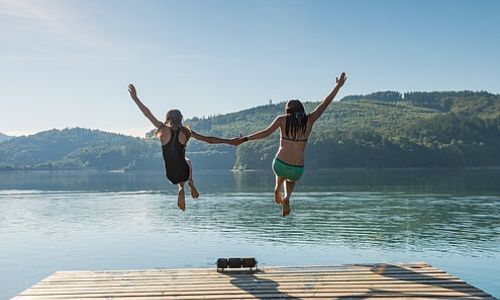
[15, 262, 495, 299]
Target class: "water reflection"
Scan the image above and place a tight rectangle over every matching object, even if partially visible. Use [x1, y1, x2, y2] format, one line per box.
[171, 193, 499, 255]
[0, 169, 499, 299]
[1, 168, 500, 194]
[1, 190, 498, 255]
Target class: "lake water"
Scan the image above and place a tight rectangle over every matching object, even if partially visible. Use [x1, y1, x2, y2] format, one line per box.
[0, 168, 499, 299]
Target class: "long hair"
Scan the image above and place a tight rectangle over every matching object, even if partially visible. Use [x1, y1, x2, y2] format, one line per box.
[156, 109, 191, 138]
[285, 100, 308, 139]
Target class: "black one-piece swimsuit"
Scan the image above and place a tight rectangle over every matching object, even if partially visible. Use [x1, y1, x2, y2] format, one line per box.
[161, 127, 190, 184]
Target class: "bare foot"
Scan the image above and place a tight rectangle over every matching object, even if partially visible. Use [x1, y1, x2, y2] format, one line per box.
[188, 181, 199, 199]
[282, 198, 291, 217]
[274, 189, 283, 204]
[177, 189, 186, 211]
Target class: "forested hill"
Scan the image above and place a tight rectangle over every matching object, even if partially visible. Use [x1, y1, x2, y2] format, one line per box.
[187, 90, 500, 169]
[0, 128, 162, 171]
[0, 91, 499, 171]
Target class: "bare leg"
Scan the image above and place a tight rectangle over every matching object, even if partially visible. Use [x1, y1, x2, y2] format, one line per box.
[177, 182, 186, 211]
[186, 159, 199, 199]
[274, 176, 285, 204]
[282, 180, 296, 217]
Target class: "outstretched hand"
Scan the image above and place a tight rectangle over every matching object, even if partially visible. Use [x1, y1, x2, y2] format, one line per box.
[128, 84, 138, 99]
[336, 72, 347, 88]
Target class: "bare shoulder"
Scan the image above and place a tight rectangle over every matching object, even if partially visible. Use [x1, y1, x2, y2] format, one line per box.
[157, 126, 172, 145]
[275, 115, 287, 128]
[157, 125, 171, 138]
[157, 124, 169, 134]
[307, 110, 319, 125]
[178, 128, 190, 145]
[277, 114, 287, 123]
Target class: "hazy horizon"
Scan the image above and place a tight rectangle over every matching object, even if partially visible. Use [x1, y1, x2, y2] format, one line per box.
[2, 88, 499, 138]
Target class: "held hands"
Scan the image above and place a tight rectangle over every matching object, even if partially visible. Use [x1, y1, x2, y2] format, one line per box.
[228, 135, 248, 146]
[128, 84, 138, 99]
[229, 137, 245, 146]
[336, 72, 347, 88]
[228, 138, 242, 146]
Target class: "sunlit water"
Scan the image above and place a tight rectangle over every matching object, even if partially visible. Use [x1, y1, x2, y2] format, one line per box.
[0, 169, 499, 299]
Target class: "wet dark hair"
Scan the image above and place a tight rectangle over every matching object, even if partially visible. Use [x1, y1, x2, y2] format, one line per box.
[285, 100, 308, 139]
[155, 109, 191, 138]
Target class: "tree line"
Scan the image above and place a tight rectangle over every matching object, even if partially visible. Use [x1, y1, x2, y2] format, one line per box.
[0, 91, 499, 171]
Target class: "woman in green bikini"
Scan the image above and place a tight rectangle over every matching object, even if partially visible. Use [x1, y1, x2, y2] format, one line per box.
[239, 72, 347, 216]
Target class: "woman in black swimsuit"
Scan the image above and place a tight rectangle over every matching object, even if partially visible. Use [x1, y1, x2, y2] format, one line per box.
[128, 84, 237, 211]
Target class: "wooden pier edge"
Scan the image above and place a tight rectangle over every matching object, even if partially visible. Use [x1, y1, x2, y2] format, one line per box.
[14, 262, 496, 299]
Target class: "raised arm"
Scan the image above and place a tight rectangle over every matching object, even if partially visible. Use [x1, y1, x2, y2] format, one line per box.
[243, 116, 282, 142]
[128, 84, 163, 128]
[190, 130, 240, 145]
[308, 72, 347, 124]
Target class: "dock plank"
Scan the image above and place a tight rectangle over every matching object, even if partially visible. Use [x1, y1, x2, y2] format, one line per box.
[15, 263, 494, 299]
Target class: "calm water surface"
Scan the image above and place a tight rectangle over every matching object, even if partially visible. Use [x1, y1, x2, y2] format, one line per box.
[0, 169, 499, 299]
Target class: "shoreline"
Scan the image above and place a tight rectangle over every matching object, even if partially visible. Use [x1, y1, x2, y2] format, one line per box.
[2, 166, 500, 173]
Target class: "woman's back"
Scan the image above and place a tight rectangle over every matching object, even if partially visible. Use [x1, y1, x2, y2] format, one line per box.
[159, 125, 190, 185]
[276, 115, 314, 166]
[158, 125, 189, 146]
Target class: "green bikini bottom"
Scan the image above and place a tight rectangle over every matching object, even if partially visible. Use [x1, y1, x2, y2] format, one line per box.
[272, 158, 304, 181]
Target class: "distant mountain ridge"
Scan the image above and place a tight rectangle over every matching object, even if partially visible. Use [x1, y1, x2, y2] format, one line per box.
[0, 128, 162, 171]
[0, 90, 499, 171]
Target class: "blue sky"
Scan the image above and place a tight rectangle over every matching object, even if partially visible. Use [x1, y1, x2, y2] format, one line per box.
[1, 0, 499, 137]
